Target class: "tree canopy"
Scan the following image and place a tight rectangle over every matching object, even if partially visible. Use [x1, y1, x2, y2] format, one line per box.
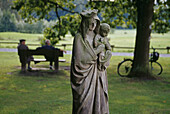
[87, 0, 170, 33]
[12, 0, 85, 43]
[12, 0, 169, 45]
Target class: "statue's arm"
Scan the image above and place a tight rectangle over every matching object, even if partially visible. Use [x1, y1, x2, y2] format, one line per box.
[94, 35, 103, 48]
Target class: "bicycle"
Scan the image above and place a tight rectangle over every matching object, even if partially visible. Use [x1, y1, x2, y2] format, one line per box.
[117, 48, 163, 77]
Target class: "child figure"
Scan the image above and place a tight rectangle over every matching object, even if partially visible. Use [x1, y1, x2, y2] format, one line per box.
[94, 23, 112, 71]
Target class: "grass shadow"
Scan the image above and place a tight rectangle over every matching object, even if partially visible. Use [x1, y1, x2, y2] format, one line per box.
[12, 65, 70, 78]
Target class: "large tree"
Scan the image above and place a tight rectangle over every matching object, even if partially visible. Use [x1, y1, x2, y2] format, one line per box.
[130, 0, 154, 77]
[87, 0, 170, 77]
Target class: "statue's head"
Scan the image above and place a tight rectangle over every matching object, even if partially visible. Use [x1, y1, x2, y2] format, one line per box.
[79, 9, 100, 39]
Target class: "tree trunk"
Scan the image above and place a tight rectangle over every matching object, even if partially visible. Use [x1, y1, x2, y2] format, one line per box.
[129, 0, 154, 77]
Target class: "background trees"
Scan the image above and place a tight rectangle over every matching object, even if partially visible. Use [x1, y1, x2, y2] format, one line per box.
[0, 0, 48, 33]
[0, 10, 17, 32]
[0, 8, 53, 34]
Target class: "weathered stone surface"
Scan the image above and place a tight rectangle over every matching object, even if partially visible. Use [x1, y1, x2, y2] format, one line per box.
[71, 9, 111, 114]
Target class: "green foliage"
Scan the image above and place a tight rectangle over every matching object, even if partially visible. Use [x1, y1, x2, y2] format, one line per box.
[153, 0, 170, 33]
[42, 27, 59, 46]
[40, 14, 80, 46]
[87, 0, 170, 33]
[56, 14, 81, 37]
[44, 27, 57, 40]
[86, 0, 137, 28]
[12, 0, 78, 45]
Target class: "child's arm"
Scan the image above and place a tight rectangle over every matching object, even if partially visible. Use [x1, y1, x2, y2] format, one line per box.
[105, 38, 111, 50]
[94, 35, 101, 48]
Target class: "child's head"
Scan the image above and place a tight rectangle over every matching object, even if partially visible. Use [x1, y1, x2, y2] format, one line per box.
[100, 23, 110, 37]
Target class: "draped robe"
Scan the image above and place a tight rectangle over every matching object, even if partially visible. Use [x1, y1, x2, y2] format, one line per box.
[71, 33, 109, 114]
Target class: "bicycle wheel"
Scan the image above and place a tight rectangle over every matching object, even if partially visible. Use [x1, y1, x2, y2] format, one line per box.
[117, 59, 133, 77]
[149, 61, 163, 75]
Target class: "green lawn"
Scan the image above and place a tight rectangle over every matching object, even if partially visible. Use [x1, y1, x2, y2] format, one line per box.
[0, 52, 170, 114]
[0, 30, 170, 53]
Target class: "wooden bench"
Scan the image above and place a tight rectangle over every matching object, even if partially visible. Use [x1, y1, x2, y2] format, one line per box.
[33, 59, 66, 63]
[18, 49, 64, 71]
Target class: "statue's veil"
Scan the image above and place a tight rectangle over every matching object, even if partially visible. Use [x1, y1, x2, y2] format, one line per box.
[79, 9, 100, 40]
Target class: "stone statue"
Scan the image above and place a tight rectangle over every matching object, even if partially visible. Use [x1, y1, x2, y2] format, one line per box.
[71, 9, 111, 114]
[94, 23, 112, 71]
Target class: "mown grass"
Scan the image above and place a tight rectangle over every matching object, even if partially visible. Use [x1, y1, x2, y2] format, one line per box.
[0, 52, 72, 113]
[0, 52, 170, 114]
[0, 30, 169, 53]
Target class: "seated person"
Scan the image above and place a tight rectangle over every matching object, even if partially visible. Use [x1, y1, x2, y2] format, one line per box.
[17, 39, 33, 71]
[36, 39, 65, 69]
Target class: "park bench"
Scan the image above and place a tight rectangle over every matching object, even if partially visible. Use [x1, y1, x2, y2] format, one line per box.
[18, 49, 65, 71]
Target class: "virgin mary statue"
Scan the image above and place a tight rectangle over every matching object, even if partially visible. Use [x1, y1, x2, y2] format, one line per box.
[71, 9, 110, 114]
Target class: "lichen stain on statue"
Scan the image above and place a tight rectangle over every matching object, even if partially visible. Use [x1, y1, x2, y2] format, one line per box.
[70, 9, 112, 114]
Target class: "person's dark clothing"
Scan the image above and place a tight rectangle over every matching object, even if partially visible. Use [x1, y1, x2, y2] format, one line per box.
[17, 44, 30, 63]
[17, 44, 33, 71]
[36, 45, 58, 66]
[18, 44, 28, 50]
